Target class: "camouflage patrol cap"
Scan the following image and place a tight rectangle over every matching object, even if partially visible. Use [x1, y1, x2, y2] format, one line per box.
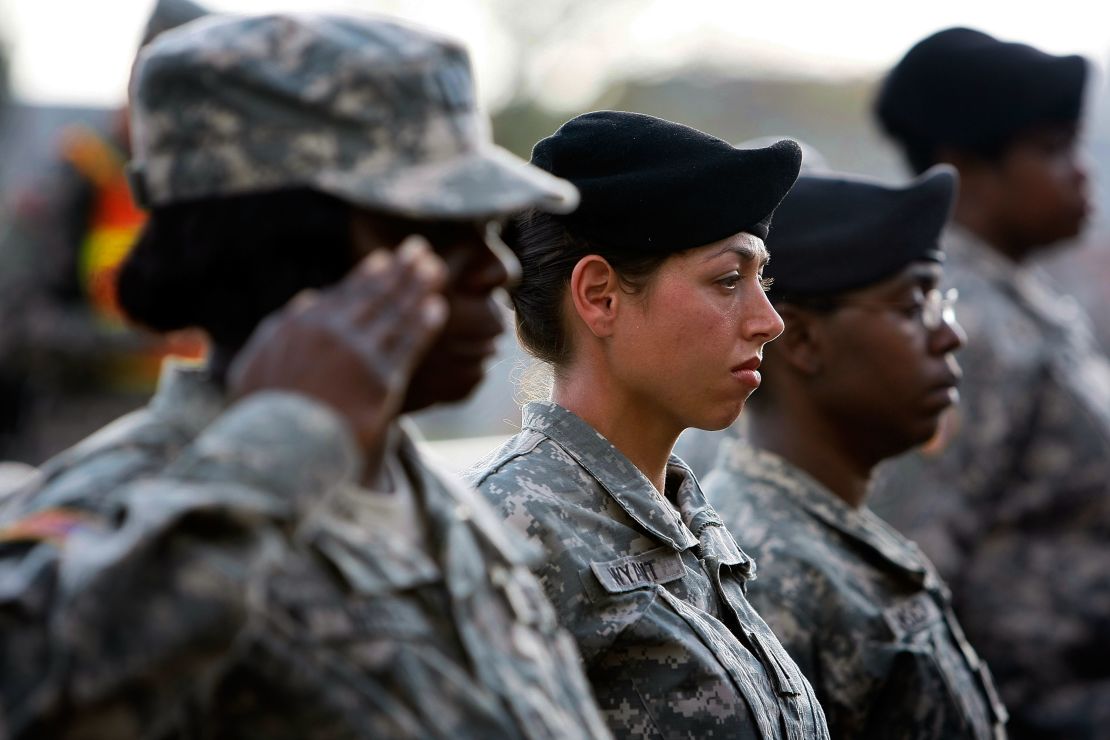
[127, 14, 578, 218]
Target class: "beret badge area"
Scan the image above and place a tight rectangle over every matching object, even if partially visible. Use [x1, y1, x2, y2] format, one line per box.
[764, 165, 957, 296]
[530, 111, 802, 255]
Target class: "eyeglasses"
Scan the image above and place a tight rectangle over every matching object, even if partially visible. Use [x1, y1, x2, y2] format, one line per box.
[833, 288, 958, 331]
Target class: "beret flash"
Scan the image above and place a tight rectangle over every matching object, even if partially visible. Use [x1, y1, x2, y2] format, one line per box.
[530, 110, 802, 254]
[764, 165, 957, 296]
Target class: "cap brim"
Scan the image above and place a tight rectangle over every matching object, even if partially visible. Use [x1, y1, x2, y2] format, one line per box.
[317, 144, 580, 220]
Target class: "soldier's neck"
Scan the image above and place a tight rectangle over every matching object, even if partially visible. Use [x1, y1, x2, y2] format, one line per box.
[552, 372, 678, 499]
[953, 203, 1035, 263]
[748, 411, 872, 509]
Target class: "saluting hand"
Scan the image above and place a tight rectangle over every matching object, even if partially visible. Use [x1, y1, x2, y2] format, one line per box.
[227, 235, 448, 465]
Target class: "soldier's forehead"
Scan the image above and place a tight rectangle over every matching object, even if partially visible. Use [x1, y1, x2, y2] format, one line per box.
[702, 233, 770, 264]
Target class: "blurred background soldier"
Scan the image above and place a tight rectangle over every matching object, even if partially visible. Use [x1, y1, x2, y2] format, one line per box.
[871, 27, 1110, 739]
[0, 0, 208, 464]
[704, 165, 1008, 739]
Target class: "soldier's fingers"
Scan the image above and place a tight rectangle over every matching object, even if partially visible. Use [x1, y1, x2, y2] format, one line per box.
[353, 248, 395, 281]
[287, 288, 320, 315]
[335, 237, 443, 318]
[406, 293, 449, 365]
[354, 293, 447, 381]
[336, 245, 445, 346]
[307, 248, 401, 327]
[309, 238, 446, 351]
[397, 234, 447, 286]
[361, 234, 448, 312]
[355, 250, 446, 335]
[332, 248, 398, 301]
[360, 268, 446, 358]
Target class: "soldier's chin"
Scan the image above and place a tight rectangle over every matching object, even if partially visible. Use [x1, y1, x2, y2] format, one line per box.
[1036, 211, 1087, 250]
[692, 399, 746, 432]
[901, 415, 945, 454]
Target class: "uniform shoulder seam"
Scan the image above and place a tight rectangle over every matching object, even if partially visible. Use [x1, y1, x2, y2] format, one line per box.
[467, 431, 546, 487]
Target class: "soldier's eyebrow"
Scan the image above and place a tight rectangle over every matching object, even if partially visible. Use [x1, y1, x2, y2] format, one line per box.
[880, 263, 942, 296]
[705, 240, 770, 269]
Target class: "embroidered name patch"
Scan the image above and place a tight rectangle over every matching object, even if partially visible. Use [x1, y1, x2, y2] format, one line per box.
[591, 547, 685, 593]
[883, 592, 943, 640]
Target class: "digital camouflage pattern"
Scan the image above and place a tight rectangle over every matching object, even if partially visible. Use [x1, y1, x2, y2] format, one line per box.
[705, 442, 1008, 740]
[468, 401, 829, 740]
[128, 13, 578, 218]
[869, 226, 1110, 739]
[0, 365, 611, 739]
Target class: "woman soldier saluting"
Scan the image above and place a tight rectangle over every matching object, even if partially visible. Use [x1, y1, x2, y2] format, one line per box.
[469, 111, 829, 739]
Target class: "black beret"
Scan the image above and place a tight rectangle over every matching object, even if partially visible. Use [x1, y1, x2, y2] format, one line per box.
[764, 165, 956, 296]
[876, 27, 1087, 152]
[530, 111, 802, 253]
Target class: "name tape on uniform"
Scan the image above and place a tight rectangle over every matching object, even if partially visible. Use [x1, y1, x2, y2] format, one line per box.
[591, 547, 685, 593]
[882, 592, 943, 640]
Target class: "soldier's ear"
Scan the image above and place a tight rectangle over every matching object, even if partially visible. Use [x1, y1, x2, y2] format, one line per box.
[568, 255, 621, 339]
[772, 304, 823, 376]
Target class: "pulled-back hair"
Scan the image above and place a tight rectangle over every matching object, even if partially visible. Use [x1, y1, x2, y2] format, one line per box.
[504, 209, 669, 368]
[117, 188, 354, 350]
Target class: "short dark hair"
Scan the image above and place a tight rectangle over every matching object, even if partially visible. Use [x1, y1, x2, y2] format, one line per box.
[504, 208, 668, 367]
[117, 188, 355, 349]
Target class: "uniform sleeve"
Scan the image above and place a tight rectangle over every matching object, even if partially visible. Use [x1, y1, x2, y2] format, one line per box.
[0, 392, 361, 738]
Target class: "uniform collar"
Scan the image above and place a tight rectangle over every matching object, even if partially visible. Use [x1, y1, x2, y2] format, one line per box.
[717, 440, 930, 582]
[945, 225, 1090, 333]
[521, 401, 700, 551]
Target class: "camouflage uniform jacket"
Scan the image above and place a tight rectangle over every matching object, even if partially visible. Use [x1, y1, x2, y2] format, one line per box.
[0, 364, 611, 739]
[870, 227, 1110, 738]
[467, 401, 829, 740]
[705, 442, 1008, 740]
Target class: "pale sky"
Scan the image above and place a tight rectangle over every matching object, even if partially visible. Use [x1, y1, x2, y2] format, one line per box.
[2, 0, 1110, 111]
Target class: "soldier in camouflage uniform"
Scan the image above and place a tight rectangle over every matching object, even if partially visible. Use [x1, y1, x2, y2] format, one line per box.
[703, 166, 1008, 739]
[870, 29, 1110, 738]
[0, 14, 612, 739]
[469, 111, 829, 739]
